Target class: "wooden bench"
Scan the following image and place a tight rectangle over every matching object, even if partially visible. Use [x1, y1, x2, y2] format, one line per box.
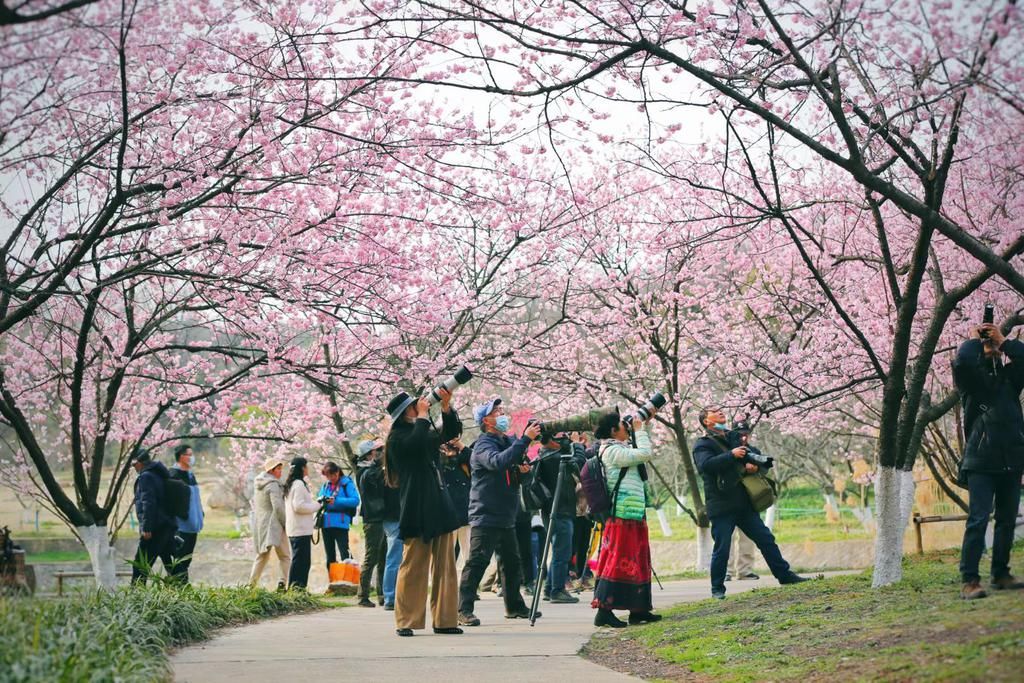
[54, 570, 132, 595]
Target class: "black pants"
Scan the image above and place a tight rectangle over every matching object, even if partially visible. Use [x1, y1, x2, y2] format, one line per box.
[458, 525, 528, 615]
[289, 535, 312, 589]
[131, 526, 176, 585]
[171, 531, 198, 584]
[710, 507, 791, 593]
[358, 521, 385, 600]
[515, 510, 535, 584]
[573, 516, 594, 578]
[960, 471, 1023, 583]
[323, 527, 350, 567]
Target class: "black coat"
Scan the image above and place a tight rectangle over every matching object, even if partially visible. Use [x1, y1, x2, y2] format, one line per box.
[536, 443, 585, 519]
[134, 461, 176, 534]
[442, 446, 472, 528]
[357, 460, 401, 524]
[693, 435, 752, 519]
[387, 409, 462, 542]
[953, 338, 1024, 473]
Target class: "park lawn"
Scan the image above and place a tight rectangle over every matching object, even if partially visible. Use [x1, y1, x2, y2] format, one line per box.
[583, 545, 1024, 683]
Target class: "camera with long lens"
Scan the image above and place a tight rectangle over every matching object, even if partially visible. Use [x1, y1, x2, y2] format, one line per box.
[424, 366, 473, 406]
[534, 407, 614, 436]
[636, 392, 666, 421]
[726, 426, 774, 468]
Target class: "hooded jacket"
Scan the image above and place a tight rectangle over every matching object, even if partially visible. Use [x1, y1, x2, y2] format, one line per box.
[357, 460, 401, 524]
[953, 338, 1024, 473]
[285, 479, 320, 537]
[469, 431, 532, 528]
[134, 461, 176, 534]
[387, 408, 462, 542]
[442, 446, 473, 527]
[251, 471, 287, 552]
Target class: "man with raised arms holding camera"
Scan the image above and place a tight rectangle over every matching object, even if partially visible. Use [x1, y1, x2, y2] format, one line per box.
[694, 407, 807, 599]
[953, 320, 1024, 600]
[457, 397, 542, 627]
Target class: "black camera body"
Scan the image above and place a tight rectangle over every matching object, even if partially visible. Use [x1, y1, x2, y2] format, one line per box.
[726, 429, 774, 468]
[981, 303, 994, 339]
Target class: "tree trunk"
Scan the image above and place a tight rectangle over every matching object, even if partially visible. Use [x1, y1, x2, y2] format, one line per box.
[79, 524, 118, 589]
[695, 526, 712, 571]
[872, 467, 915, 586]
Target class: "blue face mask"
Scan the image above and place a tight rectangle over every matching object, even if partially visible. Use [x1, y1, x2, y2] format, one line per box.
[711, 421, 728, 432]
[494, 415, 511, 433]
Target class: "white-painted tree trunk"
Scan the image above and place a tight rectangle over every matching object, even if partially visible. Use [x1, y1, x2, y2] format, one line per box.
[695, 525, 712, 571]
[764, 504, 778, 530]
[79, 525, 118, 589]
[872, 467, 915, 587]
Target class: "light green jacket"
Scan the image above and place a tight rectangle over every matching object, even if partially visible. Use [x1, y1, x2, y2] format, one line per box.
[601, 429, 655, 520]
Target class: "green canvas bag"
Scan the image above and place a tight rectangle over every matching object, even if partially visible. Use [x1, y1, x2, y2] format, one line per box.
[739, 471, 778, 512]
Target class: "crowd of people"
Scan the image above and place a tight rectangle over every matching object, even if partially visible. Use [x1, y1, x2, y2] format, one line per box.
[127, 319, 1024, 629]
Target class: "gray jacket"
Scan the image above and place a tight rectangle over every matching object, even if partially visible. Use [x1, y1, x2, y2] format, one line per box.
[251, 471, 286, 552]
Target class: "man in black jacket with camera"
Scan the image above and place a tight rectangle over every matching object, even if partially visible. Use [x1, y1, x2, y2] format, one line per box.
[693, 407, 806, 599]
[953, 322, 1024, 599]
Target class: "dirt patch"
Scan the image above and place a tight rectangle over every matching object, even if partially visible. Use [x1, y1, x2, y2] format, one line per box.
[581, 630, 709, 682]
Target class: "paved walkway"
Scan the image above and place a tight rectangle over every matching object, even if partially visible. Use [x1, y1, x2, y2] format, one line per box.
[171, 576, 800, 682]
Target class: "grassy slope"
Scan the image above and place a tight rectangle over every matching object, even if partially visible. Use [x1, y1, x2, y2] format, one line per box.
[585, 545, 1024, 682]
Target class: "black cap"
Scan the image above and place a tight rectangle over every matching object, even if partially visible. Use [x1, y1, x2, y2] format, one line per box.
[386, 391, 417, 422]
[732, 419, 752, 434]
[132, 448, 151, 464]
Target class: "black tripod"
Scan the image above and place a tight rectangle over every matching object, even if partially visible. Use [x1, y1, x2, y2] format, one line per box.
[528, 452, 574, 626]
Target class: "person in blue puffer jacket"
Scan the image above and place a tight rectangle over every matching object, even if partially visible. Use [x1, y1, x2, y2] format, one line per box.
[168, 443, 204, 585]
[318, 461, 361, 569]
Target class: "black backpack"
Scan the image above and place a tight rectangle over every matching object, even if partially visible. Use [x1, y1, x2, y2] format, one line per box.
[163, 477, 191, 519]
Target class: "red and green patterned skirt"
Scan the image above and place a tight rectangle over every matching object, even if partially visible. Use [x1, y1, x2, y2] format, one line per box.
[590, 517, 652, 612]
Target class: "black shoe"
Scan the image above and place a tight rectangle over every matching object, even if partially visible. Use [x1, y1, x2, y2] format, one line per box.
[628, 612, 663, 625]
[505, 607, 538, 619]
[550, 590, 580, 604]
[779, 573, 809, 585]
[594, 608, 626, 628]
[724, 573, 733, 582]
[433, 627, 464, 634]
[396, 628, 414, 637]
[458, 612, 481, 627]
[542, 592, 551, 601]
[357, 598, 375, 607]
[383, 603, 395, 611]
[378, 597, 385, 606]
[736, 572, 760, 580]
[711, 590, 726, 600]
[276, 580, 286, 593]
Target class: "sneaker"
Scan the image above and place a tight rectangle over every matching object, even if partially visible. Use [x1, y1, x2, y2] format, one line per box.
[383, 603, 395, 611]
[779, 573, 809, 585]
[628, 612, 663, 625]
[736, 572, 760, 580]
[505, 607, 538, 619]
[724, 572, 733, 582]
[961, 581, 988, 600]
[711, 590, 726, 600]
[396, 628, 414, 637]
[991, 575, 1024, 590]
[357, 598, 375, 608]
[432, 627, 464, 635]
[550, 590, 580, 604]
[458, 612, 481, 627]
[594, 608, 626, 628]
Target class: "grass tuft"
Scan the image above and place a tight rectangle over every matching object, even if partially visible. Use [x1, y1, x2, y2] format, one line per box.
[0, 585, 323, 682]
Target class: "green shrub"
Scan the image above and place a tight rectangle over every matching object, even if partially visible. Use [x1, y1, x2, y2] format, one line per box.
[0, 586, 322, 682]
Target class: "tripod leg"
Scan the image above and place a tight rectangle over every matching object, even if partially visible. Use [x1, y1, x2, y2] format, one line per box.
[530, 459, 568, 626]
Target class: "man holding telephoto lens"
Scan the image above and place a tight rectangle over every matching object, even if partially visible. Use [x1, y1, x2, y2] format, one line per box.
[953, 312, 1024, 600]
[457, 398, 542, 627]
[694, 407, 807, 600]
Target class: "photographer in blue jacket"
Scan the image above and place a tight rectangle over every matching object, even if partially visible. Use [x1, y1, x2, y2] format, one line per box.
[318, 461, 361, 569]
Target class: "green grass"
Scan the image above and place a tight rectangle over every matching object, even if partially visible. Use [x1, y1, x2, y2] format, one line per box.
[585, 544, 1024, 682]
[25, 550, 91, 564]
[0, 585, 324, 682]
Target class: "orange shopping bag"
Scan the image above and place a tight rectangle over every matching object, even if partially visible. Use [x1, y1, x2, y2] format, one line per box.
[328, 559, 361, 584]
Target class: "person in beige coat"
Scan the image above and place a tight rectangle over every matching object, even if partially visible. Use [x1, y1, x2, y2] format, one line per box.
[285, 457, 321, 590]
[249, 458, 291, 589]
